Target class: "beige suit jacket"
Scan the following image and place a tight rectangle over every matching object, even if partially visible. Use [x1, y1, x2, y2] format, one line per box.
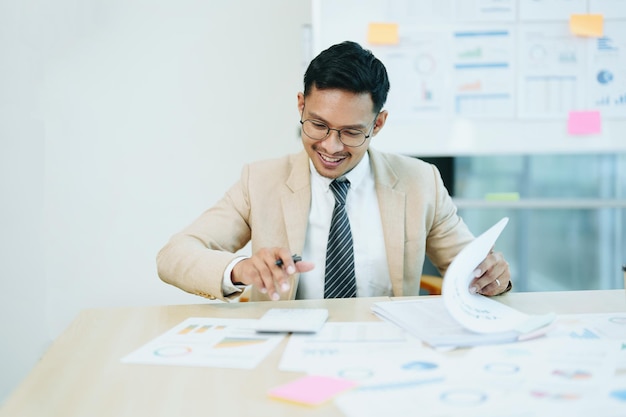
[157, 148, 474, 301]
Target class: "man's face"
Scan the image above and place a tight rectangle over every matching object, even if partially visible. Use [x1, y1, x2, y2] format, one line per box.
[297, 87, 386, 179]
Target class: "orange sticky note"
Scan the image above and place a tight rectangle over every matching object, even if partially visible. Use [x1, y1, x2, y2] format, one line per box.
[569, 14, 604, 37]
[367, 22, 399, 45]
[567, 111, 602, 135]
[268, 375, 357, 406]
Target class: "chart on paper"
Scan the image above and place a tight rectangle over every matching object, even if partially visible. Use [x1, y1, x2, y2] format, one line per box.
[121, 317, 285, 369]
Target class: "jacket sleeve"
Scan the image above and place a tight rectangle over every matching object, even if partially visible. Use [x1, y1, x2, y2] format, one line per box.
[424, 163, 475, 277]
[156, 164, 254, 301]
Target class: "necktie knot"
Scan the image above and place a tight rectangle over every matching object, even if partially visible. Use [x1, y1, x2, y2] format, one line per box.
[330, 179, 350, 206]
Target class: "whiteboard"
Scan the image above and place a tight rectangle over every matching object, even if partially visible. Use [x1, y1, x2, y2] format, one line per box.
[311, 0, 626, 156]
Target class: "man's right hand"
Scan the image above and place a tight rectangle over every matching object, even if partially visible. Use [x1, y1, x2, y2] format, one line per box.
[231, 247, 314, 300]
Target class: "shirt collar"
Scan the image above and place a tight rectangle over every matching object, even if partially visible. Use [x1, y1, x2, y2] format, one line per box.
[309, 151, 371, 192]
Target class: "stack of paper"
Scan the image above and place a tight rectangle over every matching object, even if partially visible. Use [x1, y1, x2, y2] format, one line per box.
[372, 218, 556, 348]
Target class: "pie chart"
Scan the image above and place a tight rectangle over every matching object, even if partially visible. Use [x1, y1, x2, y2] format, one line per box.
[597, 70, 613, 85]
[402, 361, 438, 371]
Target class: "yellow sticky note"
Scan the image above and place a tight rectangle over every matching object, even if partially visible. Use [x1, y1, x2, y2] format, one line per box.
[367, 23, 399, 45]
[569, 14, 604, 37]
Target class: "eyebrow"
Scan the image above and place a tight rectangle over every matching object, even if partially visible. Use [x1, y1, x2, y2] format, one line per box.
[305, 111, 369, 130]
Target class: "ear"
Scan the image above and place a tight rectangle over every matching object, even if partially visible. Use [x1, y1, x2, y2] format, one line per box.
[297, 92, 305, 114]
[371, 110, 388, 137]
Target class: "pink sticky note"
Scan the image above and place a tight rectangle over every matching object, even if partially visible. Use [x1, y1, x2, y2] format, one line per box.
[567, 111, 602, 135]
[268, 375, 357, 406]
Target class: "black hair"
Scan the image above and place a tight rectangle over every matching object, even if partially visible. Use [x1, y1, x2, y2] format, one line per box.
[303, 41, 390, 113]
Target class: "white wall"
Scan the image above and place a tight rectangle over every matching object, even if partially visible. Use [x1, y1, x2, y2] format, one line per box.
[0, 0, 48, 403]
[0, 0, 311, 403]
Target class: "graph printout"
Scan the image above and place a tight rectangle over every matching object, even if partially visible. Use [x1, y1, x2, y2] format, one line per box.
[121, 318, 284, 369]
[279, 321, 416, 373]
[517, 23, 587, 119]
[373, 30, 450, 121]
[335, 338, 623, 417]
[587, 21, 626, 117]
[452, 27, 516, 118]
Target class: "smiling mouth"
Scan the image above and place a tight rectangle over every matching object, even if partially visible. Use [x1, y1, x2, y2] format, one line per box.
[319, 153, 346, 164]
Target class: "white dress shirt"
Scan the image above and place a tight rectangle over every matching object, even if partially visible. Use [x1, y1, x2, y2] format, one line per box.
[297, 153, 391, 299]
[222, 153, 391, 299]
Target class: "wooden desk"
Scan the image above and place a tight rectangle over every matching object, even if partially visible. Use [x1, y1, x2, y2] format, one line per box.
[1, 290, 624, 417]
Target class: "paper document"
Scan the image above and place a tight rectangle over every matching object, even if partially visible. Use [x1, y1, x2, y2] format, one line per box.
[254, 308, 328, 333]
[279, 321, 415, 372]
[121, 318, 284, 369]
[372, 217, 555, 348]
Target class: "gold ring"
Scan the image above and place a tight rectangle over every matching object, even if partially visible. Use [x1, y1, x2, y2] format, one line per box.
[495, 279, 501, 287]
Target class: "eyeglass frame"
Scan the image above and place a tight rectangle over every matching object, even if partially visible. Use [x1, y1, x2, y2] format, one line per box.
[299, 113, 379, 148]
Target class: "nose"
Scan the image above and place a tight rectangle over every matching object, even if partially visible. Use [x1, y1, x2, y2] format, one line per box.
[320, 128, 345, 152]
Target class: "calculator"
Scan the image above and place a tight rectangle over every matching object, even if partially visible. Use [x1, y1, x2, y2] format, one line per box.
[254, 308, 329, 333]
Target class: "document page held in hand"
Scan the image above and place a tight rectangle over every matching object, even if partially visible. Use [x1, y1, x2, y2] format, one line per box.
[441, 217, 555, 334]
[372, 217, 556, 348]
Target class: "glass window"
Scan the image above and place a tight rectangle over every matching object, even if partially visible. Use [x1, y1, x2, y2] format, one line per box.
[426, 153, 626, 291]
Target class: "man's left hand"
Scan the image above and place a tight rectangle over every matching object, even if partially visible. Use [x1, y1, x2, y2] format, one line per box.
[468, 250, 511, 296]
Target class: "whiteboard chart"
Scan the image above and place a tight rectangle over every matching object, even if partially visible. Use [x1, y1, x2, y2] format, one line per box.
[311, 0, 626, 156]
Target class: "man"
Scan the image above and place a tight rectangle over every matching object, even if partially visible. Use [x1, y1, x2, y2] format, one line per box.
[157, 41, 511, 302]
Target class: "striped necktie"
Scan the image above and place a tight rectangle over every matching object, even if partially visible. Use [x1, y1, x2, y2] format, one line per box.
[324, 179, 357, 298]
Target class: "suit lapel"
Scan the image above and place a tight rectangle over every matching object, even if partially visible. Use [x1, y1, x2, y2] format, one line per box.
[370, 149, 406, 295]
[282, 151, 311, 255]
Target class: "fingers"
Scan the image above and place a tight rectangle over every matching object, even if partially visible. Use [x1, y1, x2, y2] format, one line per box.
[295, 261, 315, 273]
[252, 248, 292, 300]
[232, 248, 313, 301]
[468, 251, 511, 296]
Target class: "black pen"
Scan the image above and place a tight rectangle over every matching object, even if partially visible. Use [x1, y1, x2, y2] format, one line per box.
[275, 254, 302, 267]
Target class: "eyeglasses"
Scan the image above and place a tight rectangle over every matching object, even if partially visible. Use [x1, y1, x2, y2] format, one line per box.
[299, 116, 377, 148]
